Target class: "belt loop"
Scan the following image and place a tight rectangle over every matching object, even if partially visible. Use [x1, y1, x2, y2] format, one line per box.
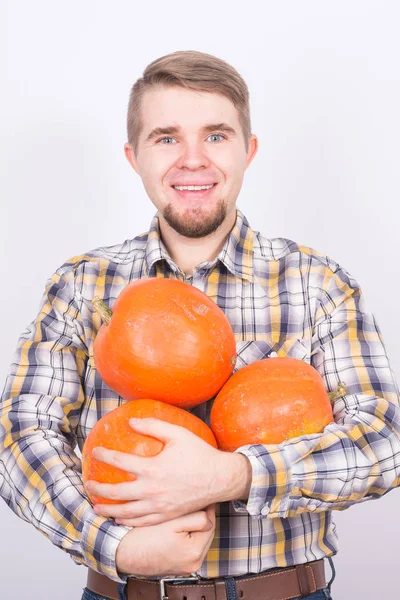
[326, 557, 336, 591]
[295, 564, 313, 598]
[117, 582, 127, 600]
[224, 577, 239, 600]
[214, 579, 228, 600]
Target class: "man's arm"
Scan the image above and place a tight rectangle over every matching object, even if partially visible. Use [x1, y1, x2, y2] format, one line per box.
[0, 265, 130, 583]
[232, 261, 400, 518]
[78, 257, 400, 528]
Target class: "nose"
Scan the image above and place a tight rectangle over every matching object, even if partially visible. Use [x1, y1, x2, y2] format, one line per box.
[175, 140, 211, 170]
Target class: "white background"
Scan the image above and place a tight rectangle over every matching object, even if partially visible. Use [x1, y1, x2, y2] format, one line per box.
[2, 1, 400, 599]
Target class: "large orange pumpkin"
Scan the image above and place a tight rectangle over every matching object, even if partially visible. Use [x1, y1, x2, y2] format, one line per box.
[210, 357, 336, 451]
[92, 278, 236, 409]
[82, 398, 218, 505]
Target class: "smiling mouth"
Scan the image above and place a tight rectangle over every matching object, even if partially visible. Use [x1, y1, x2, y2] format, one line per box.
[172, 183, 217, 190]
[170, 183, 218, 198]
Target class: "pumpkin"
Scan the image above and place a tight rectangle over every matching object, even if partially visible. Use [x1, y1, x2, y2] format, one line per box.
[210, 357, 337, 451]
[82, 398, 218, 505]
[92, 278, 236, 409]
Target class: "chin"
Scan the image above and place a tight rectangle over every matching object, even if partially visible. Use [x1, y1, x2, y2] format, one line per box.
[163, 200, 228, 239]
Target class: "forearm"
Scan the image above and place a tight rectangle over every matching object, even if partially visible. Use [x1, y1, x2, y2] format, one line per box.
[231, 391, 400, 519]
[211, 451, 252, 503]
[0, 264, 134, 581]
[0, 395, 130, 582]
[230, 261, 400, 519]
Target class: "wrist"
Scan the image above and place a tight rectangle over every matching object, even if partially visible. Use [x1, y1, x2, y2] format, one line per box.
[81, 512, 130, 583]
[216, 451, 252, 503]
[116, 529, 140, 576]
[115, 534, 131, 575]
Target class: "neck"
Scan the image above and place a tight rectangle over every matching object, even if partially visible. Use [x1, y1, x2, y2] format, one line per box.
[158, 209, 237, 275]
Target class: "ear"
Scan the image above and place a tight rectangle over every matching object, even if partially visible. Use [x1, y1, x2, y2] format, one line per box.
[124, 143, 140, 175]
[245, 134, 259, 169]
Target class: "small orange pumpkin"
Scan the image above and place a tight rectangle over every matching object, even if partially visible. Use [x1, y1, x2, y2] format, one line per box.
[210, 357, 335, 451]
[92, 278, 236, 409]
[82, 398, 218, 505]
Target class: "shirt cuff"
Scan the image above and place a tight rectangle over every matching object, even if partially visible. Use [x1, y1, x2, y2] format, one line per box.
[80, 511, 131, 583]
[232, 444, 293, 518]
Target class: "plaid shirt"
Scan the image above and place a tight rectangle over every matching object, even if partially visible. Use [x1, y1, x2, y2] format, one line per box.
[1, 209, 400, 583]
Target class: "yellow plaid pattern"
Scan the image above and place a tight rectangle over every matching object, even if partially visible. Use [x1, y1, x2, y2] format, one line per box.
[1, 209, 399, 583]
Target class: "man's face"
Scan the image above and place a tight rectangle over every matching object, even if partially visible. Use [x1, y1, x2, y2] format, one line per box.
[125, 86, 258, 238]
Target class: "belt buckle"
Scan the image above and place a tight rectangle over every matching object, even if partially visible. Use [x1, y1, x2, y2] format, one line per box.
[159, 575, 200, 600]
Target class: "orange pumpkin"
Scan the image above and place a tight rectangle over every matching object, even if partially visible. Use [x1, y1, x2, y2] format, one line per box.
[82, 398, 218, 505]
[210, 357, 335, 451]
[92, 278, 236, 409]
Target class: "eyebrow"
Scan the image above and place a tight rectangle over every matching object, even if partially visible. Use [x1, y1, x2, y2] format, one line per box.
[144, 122, 238, 143]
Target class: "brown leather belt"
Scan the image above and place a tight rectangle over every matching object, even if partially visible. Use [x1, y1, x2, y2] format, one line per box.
[87, 559, 326, 600]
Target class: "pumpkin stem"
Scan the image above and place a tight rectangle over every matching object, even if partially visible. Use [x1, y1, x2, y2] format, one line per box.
[92, 296, 113, 325]
[328, 382, 347, 402]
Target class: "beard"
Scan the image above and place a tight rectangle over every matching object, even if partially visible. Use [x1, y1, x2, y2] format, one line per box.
[162, 197, 228, 239]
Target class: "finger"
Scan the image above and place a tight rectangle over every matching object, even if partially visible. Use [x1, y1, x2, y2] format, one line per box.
[93, 500, 153, 520]
[129, 418, 189, 444]
[175, 510, 214, 533]
[115, 513, 166, 527]
[85, 479, 142, 502]
[205, 503, 216, 526]
[91, 447, 145, 474]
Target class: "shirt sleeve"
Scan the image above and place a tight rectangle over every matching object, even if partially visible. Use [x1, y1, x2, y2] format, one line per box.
[232, 261, 400, 518]
[0, 266, 130, 582]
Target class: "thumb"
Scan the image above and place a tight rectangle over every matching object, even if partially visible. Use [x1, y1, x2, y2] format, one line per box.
[129, 417, 185, 443]
[205, 503, 216, 527]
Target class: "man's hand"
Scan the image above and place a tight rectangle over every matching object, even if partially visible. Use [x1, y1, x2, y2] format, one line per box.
[84, 418, 252, 526]
[116, 504, 216, 577]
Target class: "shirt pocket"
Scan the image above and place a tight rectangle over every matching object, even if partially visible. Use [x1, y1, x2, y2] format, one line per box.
[234, 338, 310, 372]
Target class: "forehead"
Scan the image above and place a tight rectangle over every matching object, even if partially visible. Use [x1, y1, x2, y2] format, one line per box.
[140, 86, 240, 130]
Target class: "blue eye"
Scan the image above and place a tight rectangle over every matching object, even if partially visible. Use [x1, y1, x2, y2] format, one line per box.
[157, 133, 226, 144]
[208, 134, 225, 142]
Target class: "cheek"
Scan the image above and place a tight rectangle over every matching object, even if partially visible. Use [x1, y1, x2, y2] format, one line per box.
[140, 172, 173, 209]
[217, 150, 246, 176]
[223, 167, 243, 190]
[142, 156, 173, 187]
[140, 168, 164, 192]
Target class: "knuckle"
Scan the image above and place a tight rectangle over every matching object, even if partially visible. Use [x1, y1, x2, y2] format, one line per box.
[147, 482, 160, 496]
[119, 519, 133, 527]
[190, 559, 202, 573]
[189, 547, 203, 565]
[142, 466, 151, 479]
[155, 499, 168, 512]
[112, 452, 124, 468]
[108, 488, 120, 501]
[121, 504, 133, 518]
[199, 514, 209, 529]
[144, 465, 157, 479]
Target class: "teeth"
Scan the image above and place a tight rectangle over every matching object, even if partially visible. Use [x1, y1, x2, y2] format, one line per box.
[173, 184, 214, 191]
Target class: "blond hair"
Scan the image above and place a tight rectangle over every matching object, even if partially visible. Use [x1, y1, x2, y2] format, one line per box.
[127, 50, 252, 155]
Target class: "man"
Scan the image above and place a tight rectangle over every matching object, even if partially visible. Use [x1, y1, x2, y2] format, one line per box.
[1, 50, 400, 600]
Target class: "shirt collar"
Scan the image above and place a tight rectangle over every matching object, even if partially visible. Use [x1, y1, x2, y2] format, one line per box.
[144, 214, 173, 276]
[144, 208, 255, 282]
[217, 209, 254, 282]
